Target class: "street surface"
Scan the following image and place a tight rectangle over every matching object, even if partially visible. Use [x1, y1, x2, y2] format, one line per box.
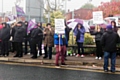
[0, 62, 120, 80]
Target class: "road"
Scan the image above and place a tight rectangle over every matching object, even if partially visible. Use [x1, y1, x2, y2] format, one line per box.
[0, 62, 120, 80]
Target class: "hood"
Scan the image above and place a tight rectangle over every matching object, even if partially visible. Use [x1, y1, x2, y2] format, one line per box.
[106, 29, 113, 34]
[2, 22, 7, 27]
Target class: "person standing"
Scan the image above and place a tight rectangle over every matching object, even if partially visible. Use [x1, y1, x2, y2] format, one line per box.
[0, 22, 10, 56]
[30, 23, 43, 59]
[93, 25, 104, 60]
[111, 21, 118, 33]
[101, 25, 120, 73]
[0, 24, 3, 55]
[74, 23, 85, 58]
[37, 22, 43, 56]
[13, 21, 25, 57]
[54, 33, 67, 66]
[23, 21, 29, 55]
[43, 23, 54, 59]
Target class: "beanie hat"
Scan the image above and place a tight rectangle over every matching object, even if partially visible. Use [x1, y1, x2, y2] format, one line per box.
[107, 25, 112, 30]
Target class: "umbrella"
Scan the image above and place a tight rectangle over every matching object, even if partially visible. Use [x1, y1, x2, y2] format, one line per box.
[67, 19, 83, 30]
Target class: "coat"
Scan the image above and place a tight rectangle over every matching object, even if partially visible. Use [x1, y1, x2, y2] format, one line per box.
[0, 25, 10, 41]
[44, 27, 54, 47]
[14, 26, 25, 42]
[30, 27, 43, 43]
[101, 30, 120, 53]
[74, 27, 85, 43]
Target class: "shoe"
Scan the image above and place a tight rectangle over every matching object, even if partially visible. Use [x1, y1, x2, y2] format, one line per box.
[55, 64, 60, 68]
[19, 55, 23, 58]
[95, 57, 98, 60]
[81, 55, 84, 58]
[76, 54, 80, 57]
[14, 55, 19, 57]
[99, 57, 102, 60]
[61, 63, 67, 65]
[104, 70, 108, 72]
[31, 56, 37, 59]
[111, 70, 115, 73]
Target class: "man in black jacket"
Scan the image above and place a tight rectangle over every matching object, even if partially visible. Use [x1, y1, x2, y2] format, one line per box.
[0, 22, 10, 56]
[30, 25, 43, 59]
[23, 21, 28, 55]
[14, 21, 25, 57]
[37, 22, 43, 56]
[101, 25, 120, 73]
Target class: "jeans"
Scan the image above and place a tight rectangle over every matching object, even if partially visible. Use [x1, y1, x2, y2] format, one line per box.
[95, 41, 103, 57]
[44, 46, 52, 59]
[55, 45, 66, 65]
[104, 52, 116, 72]
[77, 42, 84, 55]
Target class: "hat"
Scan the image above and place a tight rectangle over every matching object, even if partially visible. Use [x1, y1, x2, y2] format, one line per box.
[17, 21, 23, 24]
[107, 25, 112, 30]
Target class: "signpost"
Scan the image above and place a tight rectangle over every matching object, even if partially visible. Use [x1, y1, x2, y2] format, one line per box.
[93, 11, 103, 24]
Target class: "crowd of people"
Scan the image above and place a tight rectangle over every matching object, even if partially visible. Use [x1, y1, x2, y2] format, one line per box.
[0, 20, 119, 72]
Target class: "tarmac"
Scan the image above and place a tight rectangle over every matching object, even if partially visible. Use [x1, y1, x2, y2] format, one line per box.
[0, 53, 120, 72]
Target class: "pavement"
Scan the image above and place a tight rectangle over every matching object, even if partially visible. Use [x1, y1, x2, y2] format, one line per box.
[0, 53, 120, 71]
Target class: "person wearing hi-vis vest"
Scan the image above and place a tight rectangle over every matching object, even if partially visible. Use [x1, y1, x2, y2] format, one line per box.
[54, 33, 68, 66]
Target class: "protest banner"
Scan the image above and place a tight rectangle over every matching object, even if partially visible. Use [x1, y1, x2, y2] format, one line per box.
[55, 19, 65, 34]
[93, 11, 103, 24]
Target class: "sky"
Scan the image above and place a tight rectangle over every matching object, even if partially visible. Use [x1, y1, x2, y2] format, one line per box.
[0, 0, 111, 13]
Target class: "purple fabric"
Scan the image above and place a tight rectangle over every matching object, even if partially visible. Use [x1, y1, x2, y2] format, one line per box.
[16, 5, 25, 17]
[73, 27, 85, 43]
[27, 20, 37, 33]
[74, 19, 83, 24]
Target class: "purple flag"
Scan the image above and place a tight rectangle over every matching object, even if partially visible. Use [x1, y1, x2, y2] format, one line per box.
[27, 19, 37, 34]
[6, 14, 16, 21]
[16, 5, 25, 17]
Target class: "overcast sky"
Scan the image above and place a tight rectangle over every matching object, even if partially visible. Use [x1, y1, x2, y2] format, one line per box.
[0, 0, 110, 12]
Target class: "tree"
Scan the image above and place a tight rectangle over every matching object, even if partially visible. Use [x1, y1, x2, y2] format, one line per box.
[50, 10, 64, 27]
[81, 3, 95, 9]
[38, 0, 65, 23]
[93, 1, 120, 18]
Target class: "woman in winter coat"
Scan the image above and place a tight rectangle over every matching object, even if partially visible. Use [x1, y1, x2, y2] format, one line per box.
[111, 21, 118, 33]
[43, 23, 54, 59]
[74, 23, 85, 58]
[93, 25, 104, 60]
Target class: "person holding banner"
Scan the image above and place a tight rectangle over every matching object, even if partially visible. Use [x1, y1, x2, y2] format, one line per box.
[43, 23, 54, 59]
[30, 24, 43, 59]
[74, 23, 85, 58]
[93, 25, 104, 60]
[54, 33, 67, 66]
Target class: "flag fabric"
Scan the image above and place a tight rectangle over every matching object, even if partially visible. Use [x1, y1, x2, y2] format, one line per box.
[27, 19, 37, 34]
[6, 14, 16, 21]
[16, 5, 25, 17]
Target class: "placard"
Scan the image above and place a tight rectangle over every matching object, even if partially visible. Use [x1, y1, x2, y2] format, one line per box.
[55, 19, 65, 34]
[93, 11, 103, 24]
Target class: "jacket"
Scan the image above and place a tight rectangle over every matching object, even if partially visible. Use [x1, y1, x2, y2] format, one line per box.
[101, 30, 120, 53]
[93, 28, 104, 41]
[0, 24, 10, 41]
[44, 27, 54, 47]
[74, 27, 85, 43]
[54, 34, 67, 46]
[14, 26, 25, 42]
[30, 27, 43, 43]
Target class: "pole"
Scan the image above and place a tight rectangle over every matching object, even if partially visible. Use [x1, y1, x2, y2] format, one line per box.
[48, 12, 50, 23]
[28, 0, 31, 20]
[2, 0, 3, 13]
[65, 0, 67, 13]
